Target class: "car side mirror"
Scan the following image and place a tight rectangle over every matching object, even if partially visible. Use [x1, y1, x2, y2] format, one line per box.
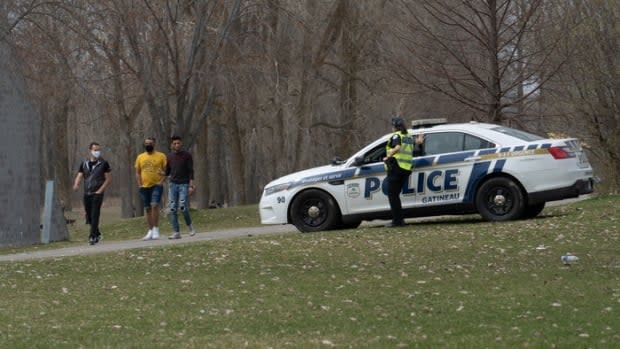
[332, 156, 345, 165]
[353, 156, 364, 166]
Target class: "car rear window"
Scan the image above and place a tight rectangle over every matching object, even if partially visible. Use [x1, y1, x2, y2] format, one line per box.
[491, 126, 545, 141]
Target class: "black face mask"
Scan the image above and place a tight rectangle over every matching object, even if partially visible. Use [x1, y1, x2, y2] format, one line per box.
[145, 144, 154, 152]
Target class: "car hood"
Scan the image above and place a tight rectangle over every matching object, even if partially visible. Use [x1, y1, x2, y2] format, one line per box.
[264, 164, 351, 188]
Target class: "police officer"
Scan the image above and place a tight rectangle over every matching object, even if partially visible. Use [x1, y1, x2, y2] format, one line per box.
[383, 117, 424, 227]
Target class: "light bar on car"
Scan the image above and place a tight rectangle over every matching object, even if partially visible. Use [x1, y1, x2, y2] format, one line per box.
[411, 118, 447, 129]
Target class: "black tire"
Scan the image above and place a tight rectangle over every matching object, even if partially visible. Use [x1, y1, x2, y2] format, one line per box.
[290, 189, 341, 232]
[522, 203, 545, 219]
[475, 177, 525, 221]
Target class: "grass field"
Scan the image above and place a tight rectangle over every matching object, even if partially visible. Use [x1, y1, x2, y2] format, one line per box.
[0, 196, 618, 348]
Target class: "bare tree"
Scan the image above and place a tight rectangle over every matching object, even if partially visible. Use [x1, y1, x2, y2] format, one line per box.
[113, 0, 241, 147]
[544, 0, 620, 191]
[386, 0, 573, 123]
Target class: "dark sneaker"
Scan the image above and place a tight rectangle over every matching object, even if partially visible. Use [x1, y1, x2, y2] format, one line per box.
[88, 236, 96, 245]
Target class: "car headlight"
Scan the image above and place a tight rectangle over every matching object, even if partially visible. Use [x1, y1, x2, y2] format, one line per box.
[264, 183, 291, 196]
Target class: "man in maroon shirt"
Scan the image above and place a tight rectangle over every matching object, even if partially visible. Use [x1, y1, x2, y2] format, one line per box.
[165, 135, 196, 239]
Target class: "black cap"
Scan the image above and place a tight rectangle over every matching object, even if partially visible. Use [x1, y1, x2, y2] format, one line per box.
[391, 117, 405, 128]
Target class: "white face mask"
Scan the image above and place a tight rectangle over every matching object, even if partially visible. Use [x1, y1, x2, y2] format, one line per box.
[91, 150, 101, 158]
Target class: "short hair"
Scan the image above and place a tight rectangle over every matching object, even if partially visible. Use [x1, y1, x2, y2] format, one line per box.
[145, 137, 156, 143]
[89, 142, 100, 149]
[170, 135, 182, 142]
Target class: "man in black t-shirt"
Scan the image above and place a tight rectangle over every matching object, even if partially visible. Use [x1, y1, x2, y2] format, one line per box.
[73, 142, 111, 245]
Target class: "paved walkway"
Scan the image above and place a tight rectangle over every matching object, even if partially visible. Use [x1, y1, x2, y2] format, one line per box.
[0, 225, 298, 262]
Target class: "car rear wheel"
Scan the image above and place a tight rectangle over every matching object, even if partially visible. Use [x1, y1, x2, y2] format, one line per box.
[290, 189, 340, 232]
[475, 177, 525, 221]
[522, 203, 545, 219]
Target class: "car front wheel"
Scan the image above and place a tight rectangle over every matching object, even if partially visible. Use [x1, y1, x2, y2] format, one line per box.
[290, 189, 340, 232]
[475, 177, 525, 221]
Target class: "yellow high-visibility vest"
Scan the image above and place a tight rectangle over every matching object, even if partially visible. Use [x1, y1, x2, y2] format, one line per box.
[386, 132, 414, 171]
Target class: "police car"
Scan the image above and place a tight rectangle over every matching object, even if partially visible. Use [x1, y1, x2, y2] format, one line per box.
[259, 119, 595, 232]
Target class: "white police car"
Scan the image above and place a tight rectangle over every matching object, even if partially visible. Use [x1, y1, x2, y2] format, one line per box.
[260, 119, 595, 232]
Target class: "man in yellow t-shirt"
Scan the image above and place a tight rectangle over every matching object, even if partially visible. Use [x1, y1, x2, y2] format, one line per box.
[135, 137, 167, 240]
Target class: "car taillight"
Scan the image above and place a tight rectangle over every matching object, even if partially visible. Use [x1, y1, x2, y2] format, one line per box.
[548, 146, 575, 159]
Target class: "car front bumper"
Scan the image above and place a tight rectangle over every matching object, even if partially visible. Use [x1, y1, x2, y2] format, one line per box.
[259, 194, 289, 225]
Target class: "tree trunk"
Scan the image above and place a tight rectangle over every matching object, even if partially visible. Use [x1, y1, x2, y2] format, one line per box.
[487, 0, 503, 123]
[195, 120, 209, 209]
[228, 107, 246, 205]
[338, 0, 360, 155]
[208, 116, 226, 207]
[55, 97, 72, 211]
[119, 129, 137, 218]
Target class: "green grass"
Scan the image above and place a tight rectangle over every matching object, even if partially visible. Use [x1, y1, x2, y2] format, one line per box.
[0, 196, 619, 348]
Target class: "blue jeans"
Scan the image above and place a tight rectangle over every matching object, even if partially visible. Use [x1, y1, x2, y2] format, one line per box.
[168, 183, 192, 232]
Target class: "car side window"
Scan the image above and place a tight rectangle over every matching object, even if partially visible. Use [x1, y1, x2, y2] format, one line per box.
[424, 132, 495, 155]
[362, 144, 387, 164]
[464, 134, 495, 150]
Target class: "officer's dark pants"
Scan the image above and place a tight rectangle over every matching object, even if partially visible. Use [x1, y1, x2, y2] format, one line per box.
[84, 193, 104, 239]
[387, 164, 412, 225]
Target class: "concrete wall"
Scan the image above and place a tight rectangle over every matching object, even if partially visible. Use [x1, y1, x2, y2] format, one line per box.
[0, 39, 42, 247]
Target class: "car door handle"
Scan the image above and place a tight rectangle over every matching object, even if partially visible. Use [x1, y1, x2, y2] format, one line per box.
[465, 156, 481, 161]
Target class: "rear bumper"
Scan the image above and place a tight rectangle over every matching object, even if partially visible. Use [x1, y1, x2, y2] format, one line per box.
[528, 178, 594, 204]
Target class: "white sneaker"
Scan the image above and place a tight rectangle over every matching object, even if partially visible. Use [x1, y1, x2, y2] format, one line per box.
[168, 232, 181, 240]
[188, 225, 196, 237]
[142, 229, 153, 241]
[152, 227, 160, 239]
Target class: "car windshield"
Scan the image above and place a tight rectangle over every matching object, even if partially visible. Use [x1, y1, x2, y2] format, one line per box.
[491, 126, 545, 141]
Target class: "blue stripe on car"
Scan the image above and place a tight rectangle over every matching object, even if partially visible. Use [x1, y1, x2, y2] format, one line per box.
[478, 149, 496, 155]
[463, 161, 491, 202]
[436, 151, 476, 165]
[413, 157, 435, 168]
[493, 159, 506, 173]
[290, 168, 358, 189]
[358, 164, 384, 177]
[527, 144, 538, 150]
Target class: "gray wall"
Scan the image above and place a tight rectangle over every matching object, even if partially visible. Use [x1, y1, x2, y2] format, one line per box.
[0, 39, 42, 247]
